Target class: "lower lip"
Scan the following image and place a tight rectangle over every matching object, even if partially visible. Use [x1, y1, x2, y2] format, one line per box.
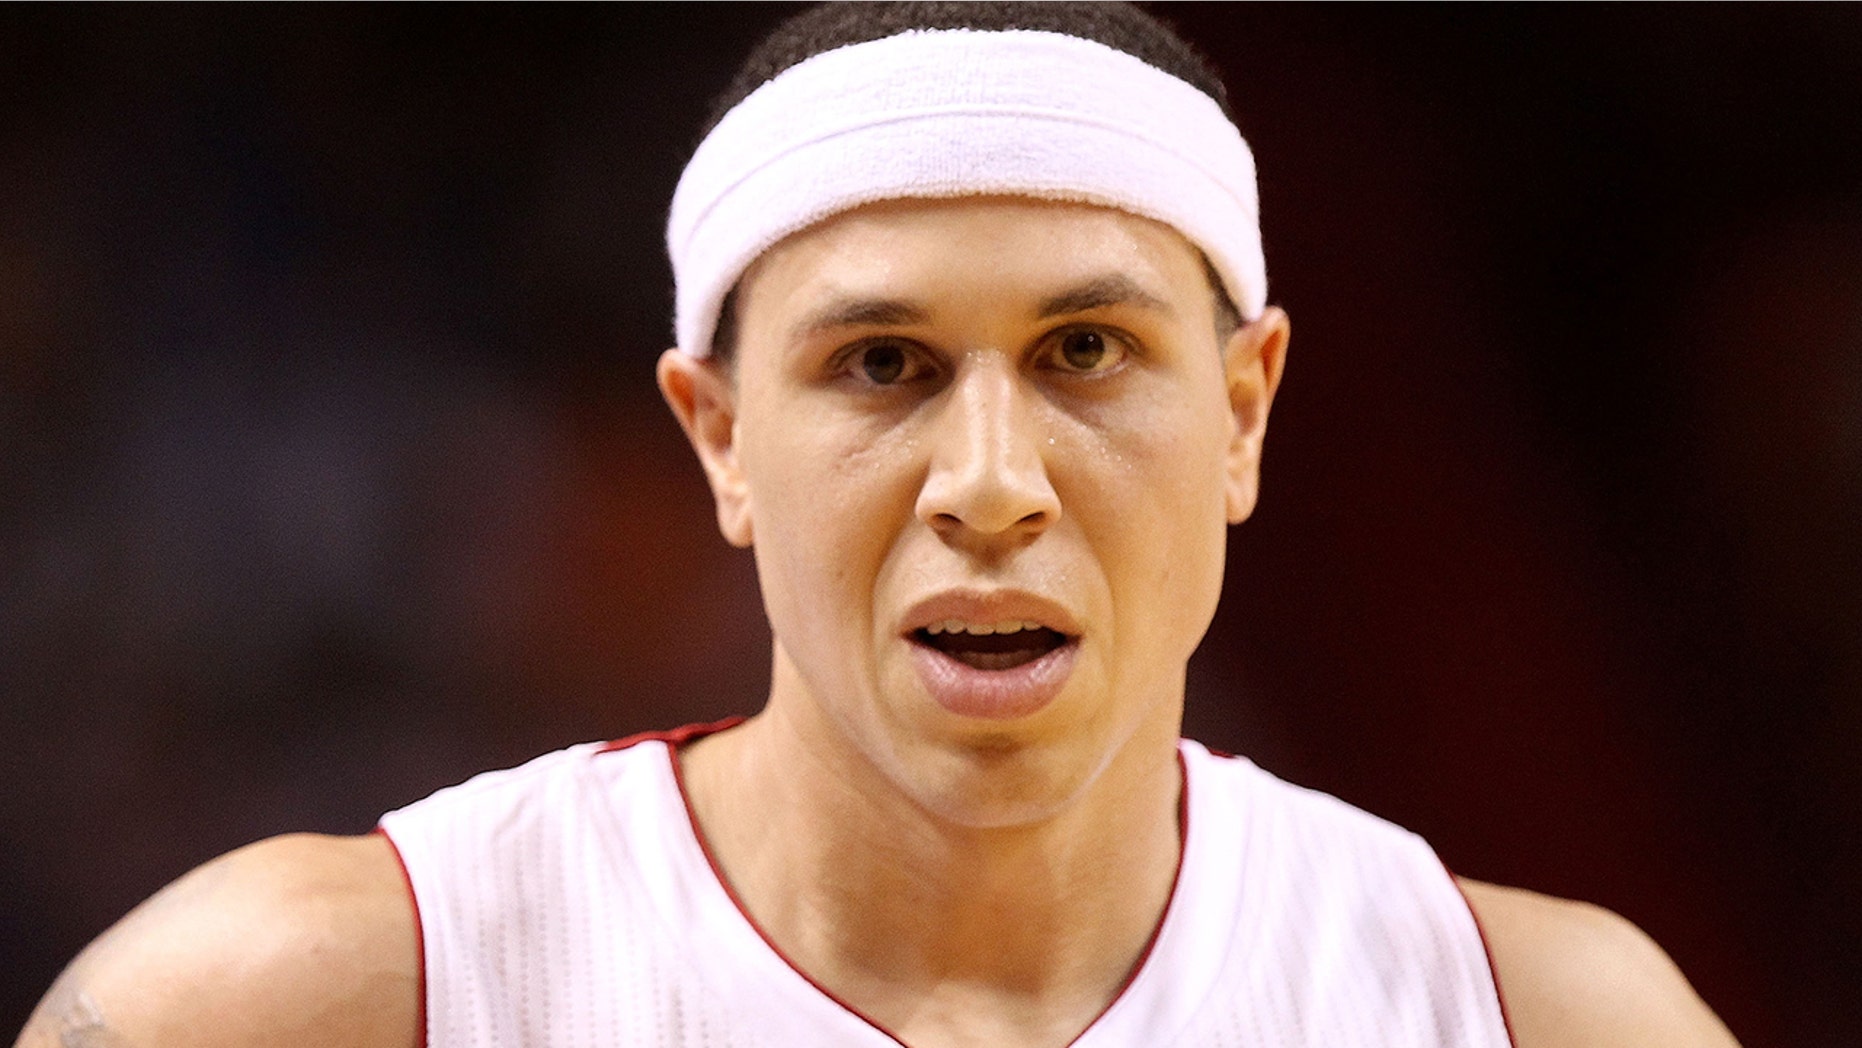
[909, 638, 1079, 720]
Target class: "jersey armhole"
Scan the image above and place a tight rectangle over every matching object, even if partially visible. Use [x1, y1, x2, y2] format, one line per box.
[1442, 862, 1521, 1048]
[373, 825, 429, 1048]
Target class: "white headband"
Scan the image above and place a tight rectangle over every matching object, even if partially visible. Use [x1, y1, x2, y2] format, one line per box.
[667, 28, 1266, 357]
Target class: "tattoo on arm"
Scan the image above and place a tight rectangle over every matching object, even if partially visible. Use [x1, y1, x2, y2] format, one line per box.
[58, 991, 129, 1048]
[26, 983, 134, 1048]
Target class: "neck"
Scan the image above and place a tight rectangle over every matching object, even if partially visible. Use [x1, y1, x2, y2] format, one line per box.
[678, 672, 1184, 1047]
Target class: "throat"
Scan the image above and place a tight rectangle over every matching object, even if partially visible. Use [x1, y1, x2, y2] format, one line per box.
[679, 674, 1187, 1044]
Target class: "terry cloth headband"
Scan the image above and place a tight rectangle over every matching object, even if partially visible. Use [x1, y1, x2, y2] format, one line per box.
[667, 27, 1267, 358]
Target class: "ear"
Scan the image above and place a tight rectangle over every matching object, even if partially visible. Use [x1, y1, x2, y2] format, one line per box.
[1222, 306, 1291, 524]
[657, 348, 754, 547]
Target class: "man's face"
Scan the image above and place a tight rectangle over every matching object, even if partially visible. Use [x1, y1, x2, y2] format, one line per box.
[663, 198, 1286, 826]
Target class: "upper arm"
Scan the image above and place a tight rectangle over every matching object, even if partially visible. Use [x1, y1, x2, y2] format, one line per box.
[1458, 878, 1740, 1048]
[14, 833, 420, 1048]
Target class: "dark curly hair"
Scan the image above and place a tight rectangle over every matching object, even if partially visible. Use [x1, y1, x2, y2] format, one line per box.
[702, 2, 1232, 137]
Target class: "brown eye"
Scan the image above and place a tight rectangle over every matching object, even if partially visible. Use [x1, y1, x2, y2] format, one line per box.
[860, 342, 907, 384]
[1059, 329, 1109, 371]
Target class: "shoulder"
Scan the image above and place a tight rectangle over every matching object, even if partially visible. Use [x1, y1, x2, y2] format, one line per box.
[381, 738, 636, 830]
[1188, 744, 1445, 888]
[14, 833, 418, 1048]
[1457, 877, 1740, 1048]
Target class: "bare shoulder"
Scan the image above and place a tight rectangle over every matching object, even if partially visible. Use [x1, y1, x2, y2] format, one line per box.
[14, 832, 419, 1048]
[1457, 877, 1739, 1048]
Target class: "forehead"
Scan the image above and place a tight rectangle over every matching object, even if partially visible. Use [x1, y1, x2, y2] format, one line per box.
[733, 197, 1214, 337]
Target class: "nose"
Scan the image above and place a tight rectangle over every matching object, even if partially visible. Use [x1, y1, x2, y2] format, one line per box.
[915, 358, 1061, 548]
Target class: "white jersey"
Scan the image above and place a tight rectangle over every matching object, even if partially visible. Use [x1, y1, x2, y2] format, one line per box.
[379, 722, 1516, 1047]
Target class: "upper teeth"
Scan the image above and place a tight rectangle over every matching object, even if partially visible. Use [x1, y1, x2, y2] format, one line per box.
[924, 619, 1045, 636]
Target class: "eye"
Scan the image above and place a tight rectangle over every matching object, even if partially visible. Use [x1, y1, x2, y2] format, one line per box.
[860, 341, 907, 384]
[1047, 327, 1129, 375]
[834, 337, 935, 387]
[1060, 330, 1108, 370]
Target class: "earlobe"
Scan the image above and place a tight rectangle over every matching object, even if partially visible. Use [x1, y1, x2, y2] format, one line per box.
[656, 348, 754, 547]
[1222, 307, 1290, 524]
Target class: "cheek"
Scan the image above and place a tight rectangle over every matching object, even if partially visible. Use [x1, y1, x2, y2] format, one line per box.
[739, 403, 922, 645]
[1069, 377, 1232, 519]
[1067, 385, 1233, 652]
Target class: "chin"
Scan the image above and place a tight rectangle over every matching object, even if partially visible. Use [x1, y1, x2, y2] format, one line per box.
[879, 716, 1120, 830]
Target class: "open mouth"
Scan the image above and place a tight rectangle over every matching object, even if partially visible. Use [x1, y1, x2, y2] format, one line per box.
[911, 620, 1072, 671]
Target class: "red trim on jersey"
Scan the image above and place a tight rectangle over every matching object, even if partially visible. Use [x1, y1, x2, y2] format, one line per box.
[660, 724, 909, 1046]
[661, 727, 1191, 1047]
[1063, 746, 1191, 1043]
[1443, 863, 1522, 1048]
[372, 826, 429, 1048]
[597, 715, 748, 755]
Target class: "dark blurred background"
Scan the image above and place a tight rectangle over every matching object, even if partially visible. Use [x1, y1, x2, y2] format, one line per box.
[3, 4, 1857, 1042]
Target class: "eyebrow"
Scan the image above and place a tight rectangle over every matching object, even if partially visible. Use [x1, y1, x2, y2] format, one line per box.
[788, 273, 1175, 343]
[1036, 274, 1175, 320]
[790, 296, 931, 342]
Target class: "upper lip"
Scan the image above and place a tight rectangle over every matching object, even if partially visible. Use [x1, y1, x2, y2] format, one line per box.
[899, 590, 1083, 639]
